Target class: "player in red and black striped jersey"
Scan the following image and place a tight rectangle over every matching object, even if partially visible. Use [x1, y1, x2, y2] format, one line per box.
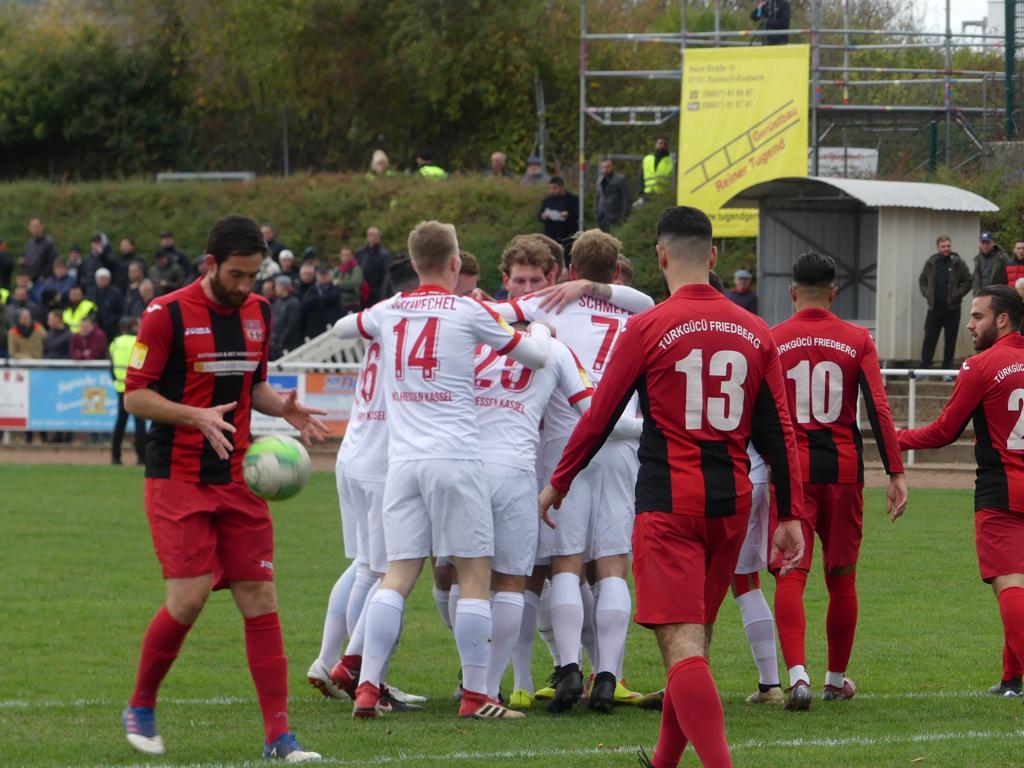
[769, 251, 907, 709]
[899, 285, 1024, 702]
[541, 207, 805, 768]
[120, 216, 329, 763]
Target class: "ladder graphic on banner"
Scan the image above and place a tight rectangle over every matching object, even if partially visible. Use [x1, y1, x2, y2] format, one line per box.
[684, 100, 802, 194]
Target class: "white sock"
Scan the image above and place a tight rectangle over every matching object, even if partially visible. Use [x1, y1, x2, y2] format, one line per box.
[455, 598, 492, 696]
[825, 671, 846, 688]
[316, 561, 358, 665]
[595, 577, 631, 676]
[487, 592, 525, 699]
[344, 579, 381, 657]
[358, 589, 405, 687]
[346, 565, 378, 636]
[580, 580, 598, 670]
[549, 572, 584, 670]
[736, 589, 780, 687]
[447, 584, 461, 632]
[788, 664, 809, 688]
[514, 590, 540, 692]
[433, 586, 452, 630]
[537, 581, 560, 668]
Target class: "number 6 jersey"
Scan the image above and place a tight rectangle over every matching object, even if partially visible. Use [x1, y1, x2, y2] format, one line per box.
[550, 283, 804, 521]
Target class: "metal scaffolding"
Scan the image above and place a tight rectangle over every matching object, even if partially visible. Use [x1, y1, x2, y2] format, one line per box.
[578, 0, 1020, 231]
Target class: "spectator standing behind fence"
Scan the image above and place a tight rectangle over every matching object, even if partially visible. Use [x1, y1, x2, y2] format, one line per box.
[270, 276, 304, 359]
[126, 279, 156, 319]
[71, 314, 108, 361]
[485, 151, 512, 178]
[125, 261, 145, 309]
[8, 307, 45, 358]
[83, 234, 112, 289]
[919, 235, 973, 370]
[257, 248, 282, 282]
[63, 285, 98, 334]
[295, 262, 316, 301]
[539, 176, 580, 259]
[31, 258, 74, 306]
[158, 231, 192, 279]
[43, 309, 72, 359]
[65, 244, 83, 284]
[641, 137, 674, 199]
[302, 264, 342, 338]
[596, 158, 631, 232]
[367, 149, 395, 179]
[726, 269, 759, 314]
[0, 239, 13, 290]
[89, 268, 125, 340]
[261, 224, 287, 262]
[356, 227, 391, 306]
[22, 217, 59, 283]
[751, 0, 791, 45]
[109, 316, 147, 466]
[116, 239, 140, 292]
[522, 154, 549, 185]
[973, 232, 1008, 295]
[335, 245, 364, 314]
[415, 150, 448, 178]
[149, 249, 186, 296]
[278, 250, 299, 282]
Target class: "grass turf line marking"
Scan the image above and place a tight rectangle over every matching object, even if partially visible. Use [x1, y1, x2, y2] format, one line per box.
[58, 728, 1024, 767]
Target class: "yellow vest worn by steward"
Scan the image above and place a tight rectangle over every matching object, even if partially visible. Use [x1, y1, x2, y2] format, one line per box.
[418, 164, 448, 179]
[63, 299, 98, 333]
[642, 153, 674, 195]
[109, 333, 136, 394]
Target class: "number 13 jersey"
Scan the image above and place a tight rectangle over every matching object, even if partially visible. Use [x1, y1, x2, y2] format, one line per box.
[354, 284, 522, 462]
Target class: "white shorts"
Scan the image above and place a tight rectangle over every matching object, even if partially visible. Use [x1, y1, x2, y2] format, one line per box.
[486, 463, 539, 577]
[335, 459, 363, 563]
[382, 459, 493, 561]
[735, 482, 770, 575]
[348, 475, 388, 574]
[585, 440, 638, 561]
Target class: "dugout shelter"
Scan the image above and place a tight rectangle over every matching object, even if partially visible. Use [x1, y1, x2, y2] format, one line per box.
[724, 176, 999, 364]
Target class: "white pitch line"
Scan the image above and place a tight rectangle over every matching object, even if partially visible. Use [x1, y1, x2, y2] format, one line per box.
[57, 728, 1024, 768]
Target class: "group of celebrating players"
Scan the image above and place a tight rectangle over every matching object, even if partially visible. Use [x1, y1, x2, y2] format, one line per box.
[118, 208, 1024, 767]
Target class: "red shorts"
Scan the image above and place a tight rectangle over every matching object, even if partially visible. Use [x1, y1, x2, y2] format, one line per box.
[144, 478, 274, 588]
[632, 511, 748, 627]
[975, 508, 1024, 582]
[770, 483, 863, 573]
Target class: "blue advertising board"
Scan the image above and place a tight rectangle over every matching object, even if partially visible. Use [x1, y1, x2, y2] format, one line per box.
[27, 368, 118, 431]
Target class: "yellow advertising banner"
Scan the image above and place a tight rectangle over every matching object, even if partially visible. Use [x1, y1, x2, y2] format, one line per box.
[677, 45, 810, 237]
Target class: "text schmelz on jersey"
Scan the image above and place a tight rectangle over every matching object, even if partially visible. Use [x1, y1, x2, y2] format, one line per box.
[657, 319, 761, 351]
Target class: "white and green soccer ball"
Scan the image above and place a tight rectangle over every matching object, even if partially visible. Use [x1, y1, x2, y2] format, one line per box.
[244, 435, 311, 501]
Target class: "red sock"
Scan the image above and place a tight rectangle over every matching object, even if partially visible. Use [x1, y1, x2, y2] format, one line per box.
[245, 612, 290, 744]
[666, 656, 732, 768]
[1003, 640, 1023, 681]
[774, 570, 808, 670]
[341, 654, 362, 671]
[825, 572, 858, 674]
[652, 683, 687, 768]
[998, 587, 1024, 681]
[130, 606, 192, 709]
[731, 572, 760, 597]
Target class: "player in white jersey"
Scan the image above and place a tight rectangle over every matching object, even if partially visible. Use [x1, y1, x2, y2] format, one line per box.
[333, 221, 551, 720]
[495, 229, 653, 714]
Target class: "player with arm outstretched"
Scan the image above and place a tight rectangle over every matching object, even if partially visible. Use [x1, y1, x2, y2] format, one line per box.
[540, 207, 804, 768]
[333, 221, 550, 720]
[120, 215, 329, 763]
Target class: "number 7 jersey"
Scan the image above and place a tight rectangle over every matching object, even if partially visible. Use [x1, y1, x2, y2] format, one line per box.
[550, 283, 804, 520]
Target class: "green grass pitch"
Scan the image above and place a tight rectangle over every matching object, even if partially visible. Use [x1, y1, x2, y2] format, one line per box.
[2, 465, 1022, 767]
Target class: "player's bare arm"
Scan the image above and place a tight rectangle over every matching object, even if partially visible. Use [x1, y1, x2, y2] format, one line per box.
[533, 280, 654, 314]
[252, 384, 330, 447]
[125, 388, 236, 461]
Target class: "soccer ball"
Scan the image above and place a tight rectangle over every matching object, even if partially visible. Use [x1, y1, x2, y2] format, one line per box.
[244, 435, 311, 501]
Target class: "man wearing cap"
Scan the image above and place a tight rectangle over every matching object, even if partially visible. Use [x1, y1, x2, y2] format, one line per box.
[415, 151, 447, 178]
[727, 269, 759, 314]
[88, 267, 125, 340]
[973, 232, 1008, 295]
[522, 155, 549, 185]
[278, 250, 299, 282]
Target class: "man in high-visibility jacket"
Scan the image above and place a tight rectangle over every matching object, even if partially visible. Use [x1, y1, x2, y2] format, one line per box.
[63, 285, 99, 333]
[642, 136, 674, 197]
[416, 150, 448, 179]
[109, 316, 147, 465]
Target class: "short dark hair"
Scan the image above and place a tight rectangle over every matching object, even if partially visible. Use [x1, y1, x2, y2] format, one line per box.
[792, 250, 836, 287]
[657, 206, 713, 243]
[977, 285, 1024, 331]
[389, 254, 419, 293]
[550, 176, 565, 187]
[205, 215, 268, 264]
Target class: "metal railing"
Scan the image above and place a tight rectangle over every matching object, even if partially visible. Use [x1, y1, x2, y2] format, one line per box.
[876, 367, 960, 466]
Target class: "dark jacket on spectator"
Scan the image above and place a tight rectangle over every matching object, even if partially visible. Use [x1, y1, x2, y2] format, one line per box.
[270, 292, 304, 359]
[302, 282, 343, 338]
[87, 284, 125, 340]
[125, 292, 151, 318]
[266, 239, 286, 261]
[596, 173, 631, 232]
[539, 190, 580, 247]
[750, 0, 791, 44]
[919, 251, 973, 310]
[71, 327, 109, 360]
[31, 273, 75, 305]
[356, 244, 391, 306]
[336, 261, 365, 312]
[973, 245, 1008, 295]
[726, 288, 758, 314]
[23, 235, 59, 282]
[78, 247, 117, 291]
[149, 258, 185, 295]
[162, 246, 192, 279]
[42, 325, 72, 359]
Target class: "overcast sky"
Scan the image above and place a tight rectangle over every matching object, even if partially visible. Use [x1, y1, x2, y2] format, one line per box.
[918, 0, 992, 32]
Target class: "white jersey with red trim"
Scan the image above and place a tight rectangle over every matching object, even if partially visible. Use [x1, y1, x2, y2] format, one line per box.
[355, 285, 521, 461]
[338, 339, 388, 481]
[475, 338, 593, 471]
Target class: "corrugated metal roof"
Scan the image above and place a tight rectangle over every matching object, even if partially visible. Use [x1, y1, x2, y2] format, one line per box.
[723, 176, 998, 213]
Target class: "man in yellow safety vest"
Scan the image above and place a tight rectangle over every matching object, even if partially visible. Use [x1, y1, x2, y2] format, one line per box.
[416, 150, 448, 179]
[109, 316, 147, 465]
[641, 136, 674, 198]
[63, 285, 99, 333]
